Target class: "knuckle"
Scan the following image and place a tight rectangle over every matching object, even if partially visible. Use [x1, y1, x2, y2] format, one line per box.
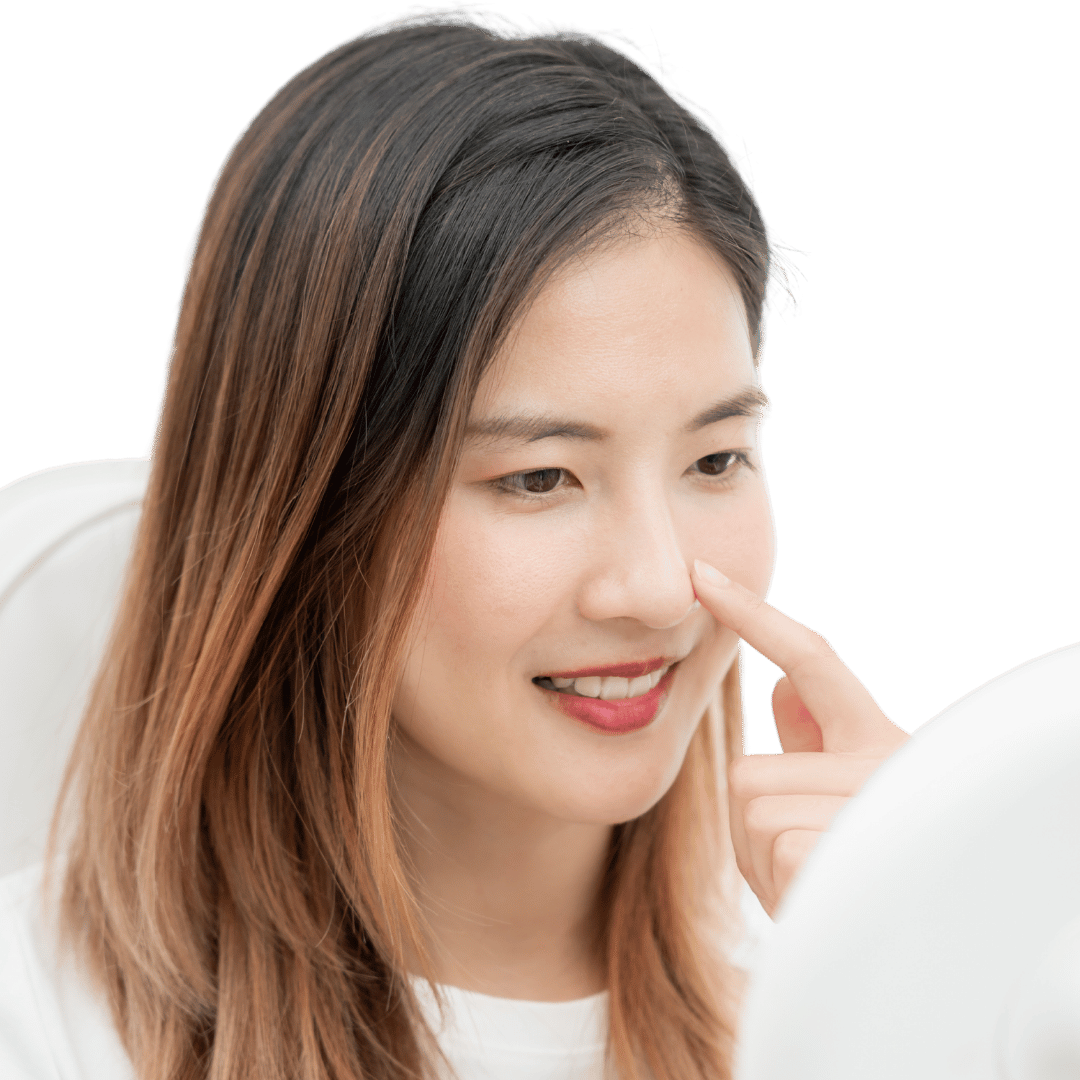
[803, 629, 834, 659]
[773, 829, 817, 872]
[742, 796, 773, 837]
[773, 829, 799, 872]
[745, 592, 769, 619]
[727, 757, 759, 800]
[788, 629, 835, 674]
[772, 829, 799, 863]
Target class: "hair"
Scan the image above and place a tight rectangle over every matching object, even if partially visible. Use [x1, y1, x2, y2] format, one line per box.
[49, 19, 769, 1080]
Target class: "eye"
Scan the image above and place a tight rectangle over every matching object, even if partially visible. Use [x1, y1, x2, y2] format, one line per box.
[490, 447, 751, 501]
[495, 467, 567, 496]
[694, 451, 746, 477]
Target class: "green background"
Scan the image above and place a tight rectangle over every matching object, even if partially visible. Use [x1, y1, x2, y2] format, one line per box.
[4, 0, 1075, 751]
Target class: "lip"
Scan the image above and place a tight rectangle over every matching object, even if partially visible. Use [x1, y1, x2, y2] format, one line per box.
[541, 656, 674, 680]
[538, 664, 677, 736]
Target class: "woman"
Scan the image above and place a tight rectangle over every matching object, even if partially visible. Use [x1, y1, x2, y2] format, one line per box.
[0, 19, 906, 1080]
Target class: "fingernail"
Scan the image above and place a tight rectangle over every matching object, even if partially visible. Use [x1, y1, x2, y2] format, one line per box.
[694, 559, 729, 585]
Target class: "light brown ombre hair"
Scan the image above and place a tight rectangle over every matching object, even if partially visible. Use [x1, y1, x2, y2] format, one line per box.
[49, 20, 770, 1080]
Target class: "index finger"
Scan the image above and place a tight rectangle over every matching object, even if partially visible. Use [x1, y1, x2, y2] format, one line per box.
[692, 559, 905, 753]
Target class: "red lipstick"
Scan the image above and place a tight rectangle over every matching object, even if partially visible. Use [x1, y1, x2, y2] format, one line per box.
[542, 657, 672, 680]
[539, 665, 677, 735]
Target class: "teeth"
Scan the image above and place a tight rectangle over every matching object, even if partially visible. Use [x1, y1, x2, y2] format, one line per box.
[573, 676, 602, 697]
[599, 676, 629, 700]
[542, 666, 671, 699]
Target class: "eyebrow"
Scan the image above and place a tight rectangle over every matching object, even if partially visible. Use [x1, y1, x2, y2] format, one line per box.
[465, 385, 769, 446]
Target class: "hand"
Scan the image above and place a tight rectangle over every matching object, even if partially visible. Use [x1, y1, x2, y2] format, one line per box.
[691, 559, 909, 918]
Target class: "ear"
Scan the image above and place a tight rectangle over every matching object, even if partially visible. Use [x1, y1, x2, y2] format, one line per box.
[772, 675, 824, 753]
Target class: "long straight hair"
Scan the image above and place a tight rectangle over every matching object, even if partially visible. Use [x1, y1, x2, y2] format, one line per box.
[51, 21, 770, 1080]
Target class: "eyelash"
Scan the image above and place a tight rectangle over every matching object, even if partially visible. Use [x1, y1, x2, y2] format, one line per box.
[490, 451, 754, 500]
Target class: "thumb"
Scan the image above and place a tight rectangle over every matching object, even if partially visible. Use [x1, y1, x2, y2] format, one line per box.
[772, 676, 823, 753]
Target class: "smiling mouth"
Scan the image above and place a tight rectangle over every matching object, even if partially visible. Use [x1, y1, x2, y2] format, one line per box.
[533, 666, 671, 700]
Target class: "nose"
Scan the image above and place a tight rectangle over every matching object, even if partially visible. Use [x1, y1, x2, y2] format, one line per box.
[576, 491, 697, 630]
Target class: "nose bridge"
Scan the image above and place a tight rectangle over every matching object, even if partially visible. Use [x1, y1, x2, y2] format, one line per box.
[579, 481, 696, 629]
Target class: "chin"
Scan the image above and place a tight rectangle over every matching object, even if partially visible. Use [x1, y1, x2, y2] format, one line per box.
[544, 742, 693, 827]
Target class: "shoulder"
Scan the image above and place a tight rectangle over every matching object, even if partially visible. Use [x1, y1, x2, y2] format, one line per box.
[0, 864, 135, 1080]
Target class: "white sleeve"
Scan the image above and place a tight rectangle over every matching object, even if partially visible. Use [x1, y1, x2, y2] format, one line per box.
[730, 876, 775, 974]
[0, 866, 134, 1080]
[0, 867, 63, 1080]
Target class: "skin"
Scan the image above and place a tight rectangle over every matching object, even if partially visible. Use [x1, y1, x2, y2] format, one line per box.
[390, 226, 907, 1001]
[691, 560, 908, 916]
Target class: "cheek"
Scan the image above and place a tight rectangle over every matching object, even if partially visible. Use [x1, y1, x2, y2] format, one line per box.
[408, 503, 586, 679]
[689, 482, 775, 597]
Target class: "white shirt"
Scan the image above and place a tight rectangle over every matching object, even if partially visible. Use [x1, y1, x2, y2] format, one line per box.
[0, 864, 771, 1080]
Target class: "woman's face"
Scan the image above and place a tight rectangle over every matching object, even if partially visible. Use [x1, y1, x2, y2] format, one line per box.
[392, 228, 774, 826]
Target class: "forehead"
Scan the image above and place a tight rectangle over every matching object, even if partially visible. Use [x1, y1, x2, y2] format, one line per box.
[475, 228, 756, 415]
